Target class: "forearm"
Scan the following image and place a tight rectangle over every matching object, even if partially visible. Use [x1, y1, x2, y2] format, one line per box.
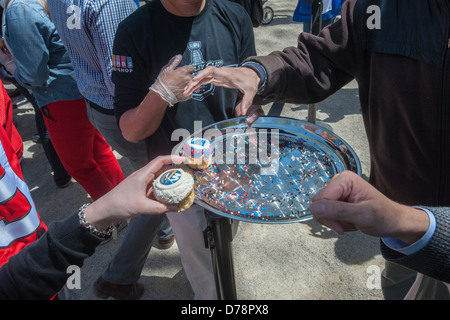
[0, 213, 102, 299]
[119, 90, 168, 142]
[12, 58, 49, 89]
[381, 207, 450, 283]
[0, 154, 179, 300]
[389, 204, 430, 245]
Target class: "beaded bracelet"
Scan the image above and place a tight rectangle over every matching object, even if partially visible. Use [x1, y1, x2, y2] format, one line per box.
[78, 203, 115, 238]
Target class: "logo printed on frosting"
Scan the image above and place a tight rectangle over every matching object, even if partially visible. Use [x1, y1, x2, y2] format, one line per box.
[159, 170, 182, 186]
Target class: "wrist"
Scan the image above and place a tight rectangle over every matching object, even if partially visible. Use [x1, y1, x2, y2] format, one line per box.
[149, 79, 178, 107]
[79, 203, 115, 238]
[382, 206, 436, 255]
[241, 62, 266, 95]
[147, 88, 170, 109]
[393, 204, 429, 245]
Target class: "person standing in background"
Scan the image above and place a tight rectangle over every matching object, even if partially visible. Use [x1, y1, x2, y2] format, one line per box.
[293, 0, 345, 32]
[0, 79, 47, 270]
[47, 0, 175, 263]
[184, 0, 450, 300]
[0, 0, 124, 201]
[101, 0, 257, 300]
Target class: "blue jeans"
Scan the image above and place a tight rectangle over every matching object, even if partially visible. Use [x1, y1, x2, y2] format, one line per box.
[102, 214, 167, 284]
[84, 102, 173, 238]
[102, 206, 216, 299]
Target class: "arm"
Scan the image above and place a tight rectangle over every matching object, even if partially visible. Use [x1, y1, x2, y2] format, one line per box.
[118, 55, 194, 142]
[112, 24, 194, 143]
[0, 155, 184, 299]
[118, 89, 168, 143]
[184, 0, 360, 118]
[244, 0, 359, 105]
[380, 207, 450, 284]
[310, 171, 429, 243]
[309, 171, 450, 283]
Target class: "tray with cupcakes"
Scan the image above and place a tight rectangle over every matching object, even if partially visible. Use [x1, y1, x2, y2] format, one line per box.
[171, 116, 361, 224]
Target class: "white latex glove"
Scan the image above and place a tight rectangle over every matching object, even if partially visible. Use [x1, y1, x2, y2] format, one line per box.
[150, 54, 195, 107]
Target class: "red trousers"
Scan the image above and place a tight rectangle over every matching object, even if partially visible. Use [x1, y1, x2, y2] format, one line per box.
[42, 99, 124, 200]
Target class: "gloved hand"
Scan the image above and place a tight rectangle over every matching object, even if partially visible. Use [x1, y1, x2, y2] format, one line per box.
[183, 65, 262, 125]
[149, 54, 195, 107]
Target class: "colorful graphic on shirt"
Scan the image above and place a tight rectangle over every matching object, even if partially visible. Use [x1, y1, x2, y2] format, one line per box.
[187, 41, 224, 101]
[112, 54, 133, 73]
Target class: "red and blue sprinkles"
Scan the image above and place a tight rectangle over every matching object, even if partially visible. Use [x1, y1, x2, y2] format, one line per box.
[192, 133, 334, 222]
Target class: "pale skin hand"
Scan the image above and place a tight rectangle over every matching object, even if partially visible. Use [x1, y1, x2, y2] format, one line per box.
[0, 41, 16, 75]
[83, 155, 185, 231]
[184, 66, 263, 125]
[309, 171, 430, 245]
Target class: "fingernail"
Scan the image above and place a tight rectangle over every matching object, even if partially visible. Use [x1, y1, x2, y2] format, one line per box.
[245, 114, 257, 125]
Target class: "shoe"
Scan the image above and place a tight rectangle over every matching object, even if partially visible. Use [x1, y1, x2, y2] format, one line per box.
[92, 276, 144, 300]
[158, 235, 175, 249]
[31, 133, 41, 144]
[56, 178, 72, 188]
[12, 95, 28, 108]
[7, 89, 21, 99]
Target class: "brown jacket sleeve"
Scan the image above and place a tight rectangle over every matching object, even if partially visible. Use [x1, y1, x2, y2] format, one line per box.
[245, 0, 361, 105]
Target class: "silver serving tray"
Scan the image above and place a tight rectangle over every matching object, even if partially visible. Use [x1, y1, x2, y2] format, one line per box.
[174, 117, 361, 224]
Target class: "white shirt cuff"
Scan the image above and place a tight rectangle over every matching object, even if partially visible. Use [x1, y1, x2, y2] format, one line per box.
[381, 207, 436, 255]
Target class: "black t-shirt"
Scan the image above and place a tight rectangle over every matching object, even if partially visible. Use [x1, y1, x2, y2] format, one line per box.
[112, 0, 256, 160]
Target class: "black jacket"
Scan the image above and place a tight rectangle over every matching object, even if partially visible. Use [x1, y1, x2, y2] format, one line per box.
[0, 213, 102, 299]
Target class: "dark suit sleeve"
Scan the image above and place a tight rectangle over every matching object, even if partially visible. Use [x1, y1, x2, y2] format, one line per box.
[380, 207, 450, 284]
